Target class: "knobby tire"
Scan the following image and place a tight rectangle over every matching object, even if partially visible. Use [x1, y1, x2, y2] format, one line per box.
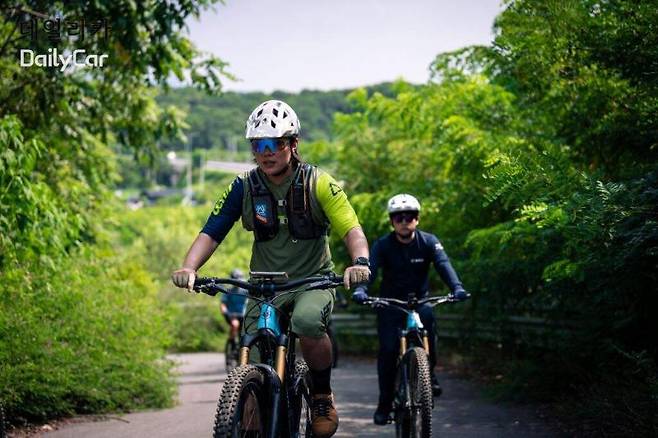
[213, 365, 267, 438]
[395, 347, 432, 438]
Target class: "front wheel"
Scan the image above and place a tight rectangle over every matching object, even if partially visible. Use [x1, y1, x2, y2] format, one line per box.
[395, 347, 432, 438]
[213, 365, 268, 438]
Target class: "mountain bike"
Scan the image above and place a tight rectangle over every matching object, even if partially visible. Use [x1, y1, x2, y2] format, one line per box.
[194, 271, 344, 438]
[224, 312, 243, 373]
[359, 292, 469, 438]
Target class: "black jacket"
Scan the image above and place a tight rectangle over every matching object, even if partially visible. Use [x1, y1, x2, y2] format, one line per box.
[362, 230, 464, 299]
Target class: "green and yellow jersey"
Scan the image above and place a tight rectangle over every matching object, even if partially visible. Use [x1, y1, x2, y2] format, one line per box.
[202, 165, 360, 279]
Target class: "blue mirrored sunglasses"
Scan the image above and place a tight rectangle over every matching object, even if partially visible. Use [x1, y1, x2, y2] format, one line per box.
[250, 138, 291, 154]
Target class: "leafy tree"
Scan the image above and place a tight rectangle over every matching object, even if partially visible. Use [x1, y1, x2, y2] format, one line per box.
[0, 0, 230, 423]
[490, 0, 658, 177]
[1, 0, 229, 263]
[332, 1, 657, 434]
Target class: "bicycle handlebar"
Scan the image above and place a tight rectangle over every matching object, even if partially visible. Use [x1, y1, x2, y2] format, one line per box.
[194, 272, 345, 298]
[362, 293, 471, 312]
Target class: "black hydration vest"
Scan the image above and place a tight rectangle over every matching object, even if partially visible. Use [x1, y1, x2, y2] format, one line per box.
[248, 163, 328, 242]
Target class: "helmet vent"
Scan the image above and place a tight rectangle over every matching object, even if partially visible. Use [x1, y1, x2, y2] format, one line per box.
[283, 112, 288, 118]
[272, 108, 279, 117]
[271, 120, 276, 128]
[257, 109, 263, 116]
[255, 121, 261, 127]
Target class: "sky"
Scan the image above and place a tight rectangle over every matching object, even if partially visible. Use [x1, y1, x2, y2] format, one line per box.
[185, 0, 504, 93]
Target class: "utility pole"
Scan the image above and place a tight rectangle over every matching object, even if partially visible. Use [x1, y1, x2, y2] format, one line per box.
[183, 136, 193, 205]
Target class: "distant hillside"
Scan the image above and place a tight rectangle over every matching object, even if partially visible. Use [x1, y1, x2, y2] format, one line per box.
[156, 83, 397, 151]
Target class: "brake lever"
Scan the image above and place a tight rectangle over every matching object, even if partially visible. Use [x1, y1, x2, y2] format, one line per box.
[195, 282, 228, 297]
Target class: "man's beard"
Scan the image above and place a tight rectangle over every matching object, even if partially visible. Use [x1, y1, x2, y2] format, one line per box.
[396, 229, 413, 239]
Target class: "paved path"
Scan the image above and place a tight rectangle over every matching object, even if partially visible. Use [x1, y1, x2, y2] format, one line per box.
[40, 353, 561, 437]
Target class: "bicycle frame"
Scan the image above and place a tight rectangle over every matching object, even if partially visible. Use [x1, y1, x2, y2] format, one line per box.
[399, 309, 430, 357]
[233, 297, 297, 437]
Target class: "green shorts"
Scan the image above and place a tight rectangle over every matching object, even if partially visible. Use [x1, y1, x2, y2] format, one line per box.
[243, 288, 335, 339]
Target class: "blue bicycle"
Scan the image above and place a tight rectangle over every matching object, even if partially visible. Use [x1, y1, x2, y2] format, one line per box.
[359, 292, 469, 438]
[194, 271, 343, 438]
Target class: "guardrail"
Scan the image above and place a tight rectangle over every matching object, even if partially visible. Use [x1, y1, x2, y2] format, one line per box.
[179, 301, 576, 351]
[331, 312, 577, 350]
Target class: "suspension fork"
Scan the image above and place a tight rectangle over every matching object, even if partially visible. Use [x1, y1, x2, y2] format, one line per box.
[239, 333, 257, 365]
[397, 348, 412, 410]
[274, 334, 288, 383]
[421, 329, 430, 354]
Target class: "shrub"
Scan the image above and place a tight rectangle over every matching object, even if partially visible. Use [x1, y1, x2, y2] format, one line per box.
[0, 246, 175, 424]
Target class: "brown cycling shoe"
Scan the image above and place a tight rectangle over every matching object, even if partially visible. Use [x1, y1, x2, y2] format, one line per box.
[311, 393, 339, 438]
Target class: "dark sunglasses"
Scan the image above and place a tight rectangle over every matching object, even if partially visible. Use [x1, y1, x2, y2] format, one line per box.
[250, 138, 291, 154]
[391, 212, 418, 223]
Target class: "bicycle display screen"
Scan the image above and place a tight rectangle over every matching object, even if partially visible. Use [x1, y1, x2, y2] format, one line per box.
[249, 271, 289, 283]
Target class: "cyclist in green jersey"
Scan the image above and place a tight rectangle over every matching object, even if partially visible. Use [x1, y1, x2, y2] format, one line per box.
[172, 100, 370, 438]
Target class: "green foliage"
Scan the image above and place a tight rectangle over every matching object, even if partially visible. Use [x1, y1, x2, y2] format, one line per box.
[334, 332, 379, 356]
[330, 1, 658, 433]
[335, 77, 520, 243]
[302, 140, 339, 173]
[0, 115, 94, 264]
[154, 83, 399, 152]
[491, 0, 658, 177]
[0, 0, 230, 425]
[114, 204, 253, 352]
[0, 246, 175, 423]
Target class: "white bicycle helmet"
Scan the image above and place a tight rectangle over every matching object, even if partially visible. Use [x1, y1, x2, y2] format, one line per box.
[387, 194, 421, 214]
[245, 100, 300, 139]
